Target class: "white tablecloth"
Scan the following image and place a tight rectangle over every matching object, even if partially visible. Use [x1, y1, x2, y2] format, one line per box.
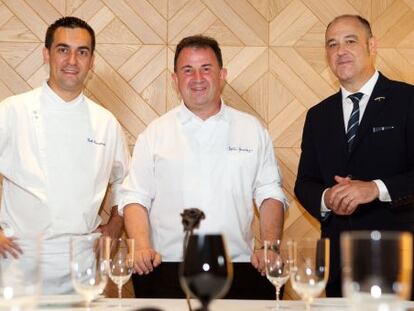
[35, 297, 414, 311]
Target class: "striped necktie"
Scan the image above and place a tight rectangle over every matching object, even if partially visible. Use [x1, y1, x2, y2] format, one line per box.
[346, 92, 364, 152]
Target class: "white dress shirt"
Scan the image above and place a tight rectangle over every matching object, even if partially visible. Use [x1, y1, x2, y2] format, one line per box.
[321, 71, 391, 213]
[0, 82, 130, 293]
[120, 102, 287, 262]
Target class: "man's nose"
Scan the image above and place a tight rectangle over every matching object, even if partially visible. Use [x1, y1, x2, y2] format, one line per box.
[336, 43, 347, 55]
[67, 50, 77, 64]
[193, 70, 202, 81]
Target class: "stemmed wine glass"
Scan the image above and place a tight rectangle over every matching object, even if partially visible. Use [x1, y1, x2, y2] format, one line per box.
[70, 233, 108, 308]
[179, 234, 233, 311]
[264, 240, 290, 310]
[106, 237, 135, 299]
[288, 238, 329, 311]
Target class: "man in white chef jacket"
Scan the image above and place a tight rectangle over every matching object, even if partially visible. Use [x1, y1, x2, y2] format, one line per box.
[121, 35, 287, 299]
[0, 16, 129, 294]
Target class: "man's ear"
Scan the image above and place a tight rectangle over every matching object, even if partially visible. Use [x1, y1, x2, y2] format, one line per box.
[171, 72, 179, 93]
[220, 68, 227, 80]
[220, 68, 227, 89]
[368, 36, 378, 56]
[89, 53, 95, 70]
[42, 47, 50, 65]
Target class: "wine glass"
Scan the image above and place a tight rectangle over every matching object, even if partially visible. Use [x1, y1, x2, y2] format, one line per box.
[0, 237, 41, 311]
[288, 238, 329, 311]
[106, 237, 134, 299]
[341, 231, 412, 311]
[264, 240, 290, 310]
[179, 234, 233, 311]
[70, 233, 108, 308]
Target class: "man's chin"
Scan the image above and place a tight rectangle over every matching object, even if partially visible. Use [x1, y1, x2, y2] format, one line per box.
[336, 71, 354, 82]
[60, 80, 83, 90]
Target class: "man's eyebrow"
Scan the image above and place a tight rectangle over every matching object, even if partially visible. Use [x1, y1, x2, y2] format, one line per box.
[55, 43, 70, 48]
[325, 38, 336, 45]
[326, 34, 358, 42]
[78, 46, 91, 51]
[326, 34, 359, 44]
[55, 43, 91, 51]
[179, 63, 212, 70]
[344, 34, 358, 40]
[179, 64, 193, 70]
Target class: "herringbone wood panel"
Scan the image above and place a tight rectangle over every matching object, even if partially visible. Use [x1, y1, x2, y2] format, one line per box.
[0, 0, 413, 299]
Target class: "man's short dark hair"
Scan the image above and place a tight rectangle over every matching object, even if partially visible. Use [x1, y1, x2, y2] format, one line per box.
[327, 14, 373, 38]
[174, 35, 223, 72]
[45, 16, 95, 53]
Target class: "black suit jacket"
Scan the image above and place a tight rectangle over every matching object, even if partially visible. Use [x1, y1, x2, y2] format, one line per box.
[294, 73, 414, 294]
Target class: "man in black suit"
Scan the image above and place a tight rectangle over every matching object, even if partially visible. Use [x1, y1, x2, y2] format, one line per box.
[295, 14, 414, 297]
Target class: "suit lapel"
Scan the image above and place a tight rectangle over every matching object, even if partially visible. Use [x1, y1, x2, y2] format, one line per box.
[349, 73, 390, 155]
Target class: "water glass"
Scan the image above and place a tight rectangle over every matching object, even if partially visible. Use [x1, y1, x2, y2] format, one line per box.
[288, 238, 329, 311]
[341, 231, 412, 311]
[70, 233, 108, 307]
[106, 237, 134, 299]
[0, 237, 42, 311]
[264, 240, 290, 310]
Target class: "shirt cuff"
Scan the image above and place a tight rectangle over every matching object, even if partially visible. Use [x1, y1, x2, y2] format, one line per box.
[373, 179, 391, 202]
[321, 188, 331, 212]
[118, 192, 151, 217]
[255, 184, 288, 211]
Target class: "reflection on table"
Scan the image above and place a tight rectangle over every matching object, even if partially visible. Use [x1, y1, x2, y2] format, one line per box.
[36, 297, 414, 311]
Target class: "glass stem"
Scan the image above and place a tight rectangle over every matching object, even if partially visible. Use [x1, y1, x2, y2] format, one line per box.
[85, 300, 92, 311]
[118, 285, 122, 299]
[275, 286, 280, 309]
[305, 298, 312, 311]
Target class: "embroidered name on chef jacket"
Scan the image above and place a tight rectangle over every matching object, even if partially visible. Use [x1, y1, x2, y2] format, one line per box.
[87, 138, 106, 146]
[228, 146, 253, 153]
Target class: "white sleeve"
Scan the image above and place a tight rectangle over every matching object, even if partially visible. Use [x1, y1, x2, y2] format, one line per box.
[118, 130, 155, 216]
[253, 128, 288, 209]
[108, 122, 131, 208]
[0, 99, 11, 173]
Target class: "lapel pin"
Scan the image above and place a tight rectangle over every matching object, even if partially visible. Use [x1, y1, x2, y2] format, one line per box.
[374, 96, 386, 101]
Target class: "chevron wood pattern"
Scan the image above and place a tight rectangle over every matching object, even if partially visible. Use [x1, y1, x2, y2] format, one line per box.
[0, 0, 413, 300]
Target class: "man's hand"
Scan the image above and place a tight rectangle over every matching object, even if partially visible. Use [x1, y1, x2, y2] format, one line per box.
[325, 175, 379, 215]
[95, 221, 122, 239]
[0, 232, 22, 259]
[94, 206, 123, 239]
[133, 248, 162, 275]
[251, 248, 266, 276]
